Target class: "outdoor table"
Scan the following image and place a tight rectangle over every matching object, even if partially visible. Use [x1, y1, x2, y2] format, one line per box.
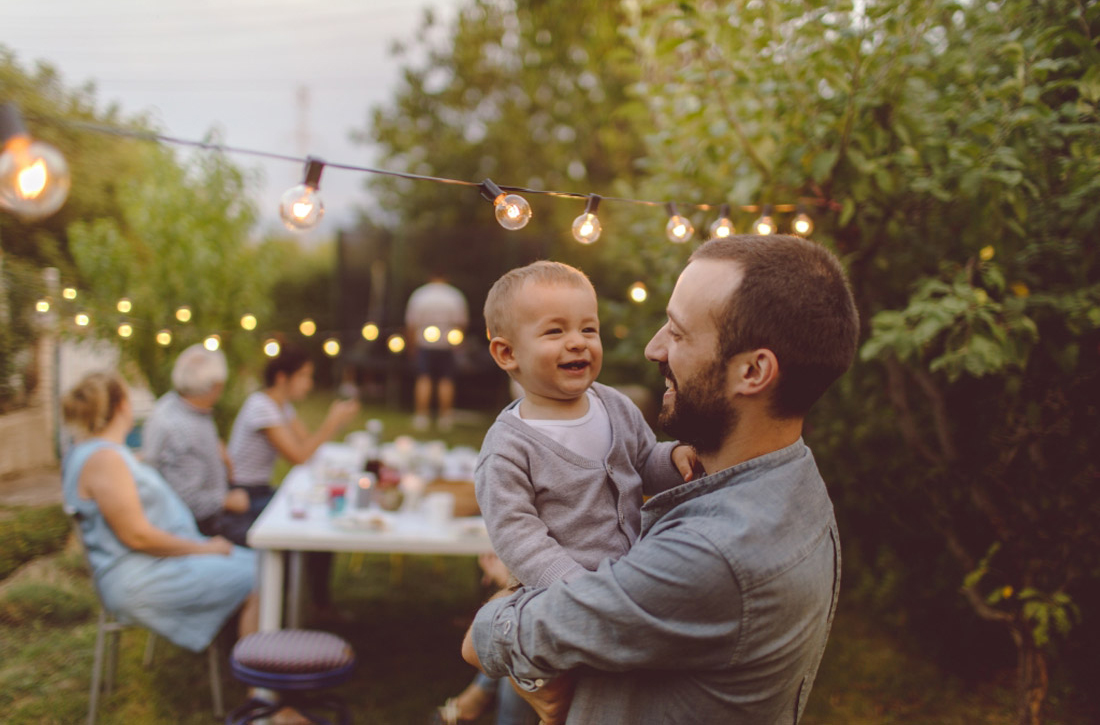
[247, 442, 492, 631]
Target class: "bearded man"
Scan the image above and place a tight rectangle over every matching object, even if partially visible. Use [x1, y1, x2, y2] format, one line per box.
[463, 234, 860, 725]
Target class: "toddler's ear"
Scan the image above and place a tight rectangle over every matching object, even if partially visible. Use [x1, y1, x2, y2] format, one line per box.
[489, 337, 518, 371]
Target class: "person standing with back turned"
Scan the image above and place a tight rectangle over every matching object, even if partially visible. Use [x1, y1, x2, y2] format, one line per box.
[405, 272, 468, 432]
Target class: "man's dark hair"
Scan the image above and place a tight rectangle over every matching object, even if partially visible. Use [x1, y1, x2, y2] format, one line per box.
[690, 234, 859, 419]
[263, 344, 312, 388]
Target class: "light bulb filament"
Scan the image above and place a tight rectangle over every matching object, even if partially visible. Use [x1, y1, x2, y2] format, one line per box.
[17, 159, 47, 199]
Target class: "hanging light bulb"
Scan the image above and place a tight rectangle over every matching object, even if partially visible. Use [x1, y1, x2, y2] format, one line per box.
[361, 322, 379, 341]
[665, 203, 694, 244]
[62, 287, 77, 300]
[447, 328, 464, 346]
[629, 282, 648, 303]
[791, 204, 814, 237]
[240, 313, 257, 331]
[423, 325, 441, 344]
[571, 194, 602, 244]
[480, 178, 531, 230]
[116, 298, 132, 313]
[204, 334, 221, 351]
[299, 318, 316, 337]
[156, 329, 173, 346]
[708, 204, 735, 239]
[117, 323, 133, 339]
[752, 204, 776, 235]
[175, 306, 192, 323]
[74, 312, 90, 327]
[323, 338, 341, 357]
[0, 103, 71, 221]
[387, 334, 406, 354]
[279, 157, 325, 231]
[263, 339, 281, 357]
[36, 299, 50, 313]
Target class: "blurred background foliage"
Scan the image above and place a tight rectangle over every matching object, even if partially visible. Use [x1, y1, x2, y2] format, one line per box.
[1, 0, 1098, 721]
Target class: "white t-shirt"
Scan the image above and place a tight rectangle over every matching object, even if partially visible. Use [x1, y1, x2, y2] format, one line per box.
[512, 389, 613, 462]
[405, 281, 468, 350]
[227, 391, 296, 484]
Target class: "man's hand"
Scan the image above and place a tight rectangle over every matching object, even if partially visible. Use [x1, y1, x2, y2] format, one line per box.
[671, 444, 702, 481]
[508, 672, 576, 725]
[224, 488, 250, 514]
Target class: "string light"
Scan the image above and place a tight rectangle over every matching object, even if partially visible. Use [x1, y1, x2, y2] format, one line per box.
[629, 282, 648, 303]
[387, 334, 406, 354]
[361, 323, 379, 341]
[299, 318, 316, 336]
[263, 339, 281, 357]
[117, 323, 133, 338]
[447, 328, 464, 346]
[571, 194, 602, 244]
[203, 334, 220, 351]
[63, 287, 77, 300]
[423, 325, 441, 344]
[753, 204, 776, 235]
[480, 178, 532, 231]
[279, 156, 325, 231]
[323, 338, 341, 357]
[0, 102, 71, 221]
[116, 298, 132, 313]
[75, 312, 90, 327]
[665, 203, 694, 244]
[708, 204, 735, 239]
[156, 329, 172, 346]
[175, 306, 192, 323]
[36, 299, 50, 313]
[240, 313, 257, 330]
[791, 204, 814, 237]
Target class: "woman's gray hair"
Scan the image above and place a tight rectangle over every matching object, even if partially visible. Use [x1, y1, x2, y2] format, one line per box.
[171, 344, 228, 397]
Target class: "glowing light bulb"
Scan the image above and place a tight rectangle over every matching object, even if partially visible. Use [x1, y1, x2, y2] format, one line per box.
[204, 335, 220, 351]
[0, 103, 71, 221]
[117, 323, 133, 338]
[240, 314, 257, 331]
[175, 306, 192, 323]
[571, 194, 602, 244]
[156, 330, 172, 346]
[323, 338, 341, 357]
[665, 203, 694, 244]
[35, 299, 50, 313]
[709, 204, 735, 239]
[480, 178, 531, 230]
[278, 158, 325, 231]
[63, 287, 77, 300]
[629, 282, 648, 303]
[299, 318, 316, 337]
[75, 312, 90, 327]
[387, 334, 406, 354]
[361, 323, 379, 341]
[116, 298, 132, 313]
[753, 205, 776, 235]
[263, 339, 281, 357]
[423, 325, 441, 343]
[791, 205, 813, 237]
[447, 328, 464, 346]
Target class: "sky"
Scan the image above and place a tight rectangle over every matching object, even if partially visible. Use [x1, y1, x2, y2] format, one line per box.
[2, 0, 464, 240]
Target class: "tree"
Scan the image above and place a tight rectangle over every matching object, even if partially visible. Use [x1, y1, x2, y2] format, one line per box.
[625, 1, 1099, 722]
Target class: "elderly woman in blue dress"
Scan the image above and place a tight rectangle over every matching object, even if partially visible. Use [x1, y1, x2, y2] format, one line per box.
[61, 371, 259, 652]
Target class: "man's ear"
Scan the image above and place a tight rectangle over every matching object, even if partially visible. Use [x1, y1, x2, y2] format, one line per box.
[729, 348, 779, 398]
[489, 337, 518, 371]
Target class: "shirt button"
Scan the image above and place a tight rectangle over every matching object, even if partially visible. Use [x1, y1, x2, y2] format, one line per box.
[535, 679, 545, 688]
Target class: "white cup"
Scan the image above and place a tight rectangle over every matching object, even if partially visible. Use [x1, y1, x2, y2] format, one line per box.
[423, 491, 455, 527]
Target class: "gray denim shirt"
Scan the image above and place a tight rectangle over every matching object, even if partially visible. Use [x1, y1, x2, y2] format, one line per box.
[472, 439, 841, 724]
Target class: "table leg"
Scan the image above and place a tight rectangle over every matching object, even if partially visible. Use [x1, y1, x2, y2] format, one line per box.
[287, 551, 304, 629]
[258, 549, 285, 631]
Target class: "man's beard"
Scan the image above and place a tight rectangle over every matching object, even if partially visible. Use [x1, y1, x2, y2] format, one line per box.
[658, 360, 737, 456]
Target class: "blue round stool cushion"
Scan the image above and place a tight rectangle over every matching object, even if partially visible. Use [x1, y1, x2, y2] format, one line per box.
[231, 630, 355, 691]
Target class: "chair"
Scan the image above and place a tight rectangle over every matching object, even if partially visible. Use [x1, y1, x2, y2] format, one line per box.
[66, 508, 225, 724]
[226, 630, 356, 725]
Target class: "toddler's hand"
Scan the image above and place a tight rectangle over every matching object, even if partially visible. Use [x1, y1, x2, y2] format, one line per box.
[671, 444, 701, 482]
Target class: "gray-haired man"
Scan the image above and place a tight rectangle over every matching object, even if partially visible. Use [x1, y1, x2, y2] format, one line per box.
[143, 344, 250, 541]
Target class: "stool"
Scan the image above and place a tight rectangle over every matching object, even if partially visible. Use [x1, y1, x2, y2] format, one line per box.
[226, 630, 356, 725]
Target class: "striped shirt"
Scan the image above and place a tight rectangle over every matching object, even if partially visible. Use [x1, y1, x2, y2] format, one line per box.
[227, 391, 296, 485]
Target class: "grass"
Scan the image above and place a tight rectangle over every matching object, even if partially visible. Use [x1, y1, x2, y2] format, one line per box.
[1, 394, 1094, 723]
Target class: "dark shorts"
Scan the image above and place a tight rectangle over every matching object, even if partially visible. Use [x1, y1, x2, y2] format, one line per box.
[216, 483, 274, 547]
[415, 348, 457, 380]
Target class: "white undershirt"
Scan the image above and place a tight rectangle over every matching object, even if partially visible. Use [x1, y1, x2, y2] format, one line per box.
[512, 389, 613, 462]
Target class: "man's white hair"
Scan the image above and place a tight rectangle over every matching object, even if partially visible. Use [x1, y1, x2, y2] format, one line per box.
[172, 344, 228, 397]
